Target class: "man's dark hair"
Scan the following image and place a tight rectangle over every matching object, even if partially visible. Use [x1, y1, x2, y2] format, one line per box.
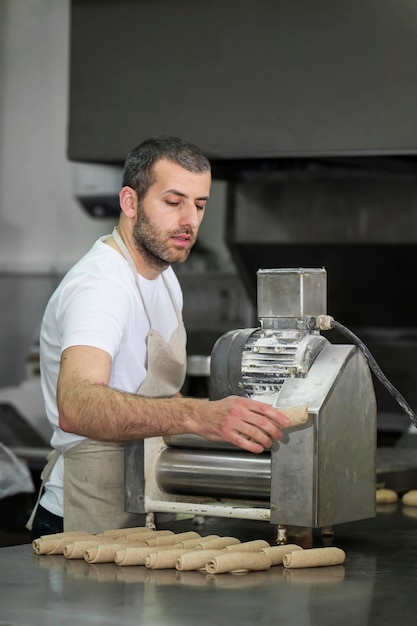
[122, 136, 211, 200]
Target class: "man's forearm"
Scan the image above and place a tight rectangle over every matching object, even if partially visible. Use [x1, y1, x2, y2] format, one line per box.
[58, 383, 203, 441]
[58, 381, 292, 454]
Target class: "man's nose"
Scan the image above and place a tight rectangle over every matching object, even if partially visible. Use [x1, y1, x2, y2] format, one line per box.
[180, 203, 200, 228]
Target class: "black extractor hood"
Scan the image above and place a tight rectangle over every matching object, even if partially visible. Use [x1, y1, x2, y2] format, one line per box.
[68, 0, 417, 336]
[68, 0, 417, 167]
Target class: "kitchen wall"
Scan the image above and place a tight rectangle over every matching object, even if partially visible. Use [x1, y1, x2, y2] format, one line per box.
[0, 0, 239, 389]
[0, 0, 109, 386]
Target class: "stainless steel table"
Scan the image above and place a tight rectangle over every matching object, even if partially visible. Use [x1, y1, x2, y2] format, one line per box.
[1, 507, 417, 626]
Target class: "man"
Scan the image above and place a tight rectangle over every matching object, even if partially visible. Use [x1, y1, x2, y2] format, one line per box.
[28, 136, 290, 539]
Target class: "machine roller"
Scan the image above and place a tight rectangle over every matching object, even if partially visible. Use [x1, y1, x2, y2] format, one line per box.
[125, 268, 377, 536]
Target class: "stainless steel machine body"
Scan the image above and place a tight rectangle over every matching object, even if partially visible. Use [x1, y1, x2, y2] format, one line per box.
[125, 268, 377, 529]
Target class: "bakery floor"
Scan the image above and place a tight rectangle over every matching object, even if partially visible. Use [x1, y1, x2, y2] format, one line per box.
[1, 507, 417, 626]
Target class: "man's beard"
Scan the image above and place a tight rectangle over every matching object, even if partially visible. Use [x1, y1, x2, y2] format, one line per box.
[132, 203, 194, 272]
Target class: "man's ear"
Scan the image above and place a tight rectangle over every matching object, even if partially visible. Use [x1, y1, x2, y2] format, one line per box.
[119, 186, 137, 219]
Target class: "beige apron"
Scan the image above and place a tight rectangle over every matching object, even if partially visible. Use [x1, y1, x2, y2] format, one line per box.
[27, 227, 186, 533]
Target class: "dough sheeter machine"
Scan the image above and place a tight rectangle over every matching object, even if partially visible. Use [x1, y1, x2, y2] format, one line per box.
[125, 268, 378, 539]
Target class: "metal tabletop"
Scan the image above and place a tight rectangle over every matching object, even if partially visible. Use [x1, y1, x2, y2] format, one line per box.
[1, 507, 417, 626]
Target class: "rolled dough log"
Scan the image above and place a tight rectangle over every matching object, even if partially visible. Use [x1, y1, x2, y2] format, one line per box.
[33, 531, 92, 555]
[176, 549, 225, 571]
[206, 551, 272, 574]
[64, 538, 101, 559]
[101, 526, 155, 536]
[145, 548, 195, 570]
[224, 539, 270, 553]
[64, 536, 130, 560]
[125, 530, 164, 543]
[194, 536, 241, 550]
[40, 530, 90, 541]
[177, 535, 220, 549]
[145, 531, 200, 547]
[283, 547, 346, 569]
[260, 544, 303, 565]
[84, 541, 128, 564]
[115, 544, 182, 566]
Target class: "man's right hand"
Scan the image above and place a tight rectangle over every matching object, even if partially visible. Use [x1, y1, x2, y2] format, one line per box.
[191, 395, 292, 454]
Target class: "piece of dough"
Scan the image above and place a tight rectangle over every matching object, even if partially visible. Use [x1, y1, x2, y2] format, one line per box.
[175, 549, 225, 571]
[40, 530, 90, 540]
[124, 531, 159, 543]
[194, 536, 241, 550]
[145, 531, 200, 547]
[63, 538, 101, 559]
[32, 532, 92, 555]
[260, 544, 303, 565]
[145, 548, 195, 570]
[206, 551, 272, 574]
[84, 541, 128, 564]
[100, 526, 155, 536]
[115, 544, 183, 566]
[279, 406, 308, 426]
[224, 539, 270, 553]
[283, 547, 346, 569]
[402, 490, 417, 507]
[376, 488, 398, 504]
[177, 535, 220, 549]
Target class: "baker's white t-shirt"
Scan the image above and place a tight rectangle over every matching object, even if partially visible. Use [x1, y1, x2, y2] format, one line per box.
[39, 236, 183, 516]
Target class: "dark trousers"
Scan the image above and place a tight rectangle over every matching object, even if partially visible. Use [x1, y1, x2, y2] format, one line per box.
[31, 504, 64, 541]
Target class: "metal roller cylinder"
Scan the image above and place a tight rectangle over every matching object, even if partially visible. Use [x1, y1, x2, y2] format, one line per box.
[156, 447, 271, 501]
[163, 434, 238, 451]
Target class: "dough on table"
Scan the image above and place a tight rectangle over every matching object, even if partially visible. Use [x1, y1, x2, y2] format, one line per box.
[64, 538, 101, 559]
[101, 526, 156, 537]
[178, 535, 219, 549]
[145, 548, 195, 570]
[260, 544, 303, 566]
[283, 547, 346, 569]
[402, 490, 417, 507]
[84, 541, 128, 564]
[115, 544, 184, 566]
[206, 551, 272, 574]
[224, 539, 270, 553]
[376, 488, 398, 504]
[175, 549, 224, 571]
[195, 536, 241, 550]
[32, 531, 92, 555]
[145, 531, 200, 547]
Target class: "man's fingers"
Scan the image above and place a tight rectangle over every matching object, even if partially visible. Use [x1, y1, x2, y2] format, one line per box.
[230, 432, 266, 454]
[249, 401, 292, 428]
[231, 419, 284, 451]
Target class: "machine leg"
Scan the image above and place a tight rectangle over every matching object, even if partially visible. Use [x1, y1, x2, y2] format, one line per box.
[276, 525, 287, 544]
[145, 512, 156, 529]
[321, 525, 334, 545]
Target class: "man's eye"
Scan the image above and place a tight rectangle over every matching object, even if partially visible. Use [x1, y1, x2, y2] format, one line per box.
[196, 204, 206, 211]
[166, 201, 179, 206]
